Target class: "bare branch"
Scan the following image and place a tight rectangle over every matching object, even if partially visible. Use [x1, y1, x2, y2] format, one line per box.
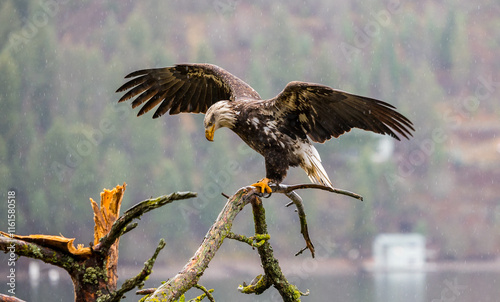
[95, 192, 197, 254]
[192, 284, 215, 302]
[0, 235, 77, 269]
[145, 187, 258, 301]
[121, 222, 138, 237]
[103, 239, 166, 302]
[249, 196, 305, 301]
[285, 191, 315, 258]
[238, 274, 271, 294]
[226, 232, 270, 248]
[0, 293, 27, 302]
[271, 183, 363, 201]
[136, 288, 156, 296]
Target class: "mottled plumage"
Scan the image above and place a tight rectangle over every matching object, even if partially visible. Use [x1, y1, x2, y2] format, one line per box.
[117, 63, 414, 192]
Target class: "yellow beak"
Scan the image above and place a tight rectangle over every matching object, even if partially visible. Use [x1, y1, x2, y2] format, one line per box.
[205, 125, 215, 142]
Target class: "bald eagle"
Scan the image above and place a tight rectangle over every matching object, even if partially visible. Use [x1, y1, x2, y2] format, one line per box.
[117, 63, 414, 194]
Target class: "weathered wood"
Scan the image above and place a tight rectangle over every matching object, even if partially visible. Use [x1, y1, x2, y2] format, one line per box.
[104, 239, 166, 302]
[93, 191, 196, 254]
[285, 191, 315, 257]
[249, 196, 304, 301]
[90, 184, 126, 292]
[0, 293, 26, 302]
[1, 181, 355, 301]
[0, 184, 196, 302]
[272, 183, 363, 201]
[146, 187, 256, 301]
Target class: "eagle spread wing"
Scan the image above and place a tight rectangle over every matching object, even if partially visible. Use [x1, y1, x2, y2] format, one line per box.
[116, 63, 261, 118]
[268, 81, 414, 143]
[117, 63, 414, 194]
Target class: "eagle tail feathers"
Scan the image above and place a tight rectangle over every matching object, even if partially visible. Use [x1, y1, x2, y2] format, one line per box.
[301, 145, 333, 189]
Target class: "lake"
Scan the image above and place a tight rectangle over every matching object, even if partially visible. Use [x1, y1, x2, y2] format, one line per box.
[3, 268, 499, 301]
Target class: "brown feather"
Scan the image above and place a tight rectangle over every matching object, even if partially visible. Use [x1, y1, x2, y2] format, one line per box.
[268, 81, 414, 143]
[116, 63, 261, 117]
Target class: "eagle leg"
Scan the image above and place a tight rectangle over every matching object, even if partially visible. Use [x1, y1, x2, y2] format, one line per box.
[251, 178, 272, 194]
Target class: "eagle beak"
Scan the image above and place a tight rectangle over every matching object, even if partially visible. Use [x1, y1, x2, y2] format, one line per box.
[205, 125, 215, 142]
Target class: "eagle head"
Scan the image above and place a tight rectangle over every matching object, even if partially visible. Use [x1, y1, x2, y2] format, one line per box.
[204, 101, 236, 141]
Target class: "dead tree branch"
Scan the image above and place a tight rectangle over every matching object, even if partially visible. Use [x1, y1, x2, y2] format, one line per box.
[0, 294, 26, 302]
[145, 186, 258, 301]
[271, 183, 363, 201]
[192, 284, 216, 302]
[244, 196, 306, 301]
[103, 239, 166, 302]
[0, 179, 359, 301]
[0, 184, 197, 302]
[94, 191, 197, 254]
[145, 182, 361, 301]
[226, 232, 270, 248]
[284, 191, 315, 258]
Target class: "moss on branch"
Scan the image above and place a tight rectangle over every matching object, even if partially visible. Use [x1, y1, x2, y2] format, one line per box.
[145, 187, 256, 301]
[0, 180, 357, 301]
[94, 191, 197, 254]
[0, 185, 197, 302]
[98, 239, 166, 302]
[249, 195, 307, 301]
[226, 232, 270, 248]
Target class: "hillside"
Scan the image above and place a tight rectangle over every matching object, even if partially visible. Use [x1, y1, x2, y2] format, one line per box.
[0, 0, 499, 264]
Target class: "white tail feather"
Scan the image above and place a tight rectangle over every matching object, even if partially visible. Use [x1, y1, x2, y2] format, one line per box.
[300, 145, 333, 188]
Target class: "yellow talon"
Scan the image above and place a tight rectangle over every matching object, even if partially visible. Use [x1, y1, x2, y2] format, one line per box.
[251, 178, 272, 194]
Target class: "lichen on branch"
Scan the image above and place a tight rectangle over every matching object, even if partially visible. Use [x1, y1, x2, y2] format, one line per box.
[145, 187, 257, 301]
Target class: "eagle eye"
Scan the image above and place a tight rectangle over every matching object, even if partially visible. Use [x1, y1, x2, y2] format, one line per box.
[205, 119, 214, 128]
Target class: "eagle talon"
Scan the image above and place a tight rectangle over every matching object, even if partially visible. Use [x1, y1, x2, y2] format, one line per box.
[254, 191, 272, 199]
[262, 191, 272, 198]
[251, 178, 272, 195]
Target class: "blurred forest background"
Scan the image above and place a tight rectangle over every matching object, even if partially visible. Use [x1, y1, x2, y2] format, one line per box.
[1, 0, 499, 273]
